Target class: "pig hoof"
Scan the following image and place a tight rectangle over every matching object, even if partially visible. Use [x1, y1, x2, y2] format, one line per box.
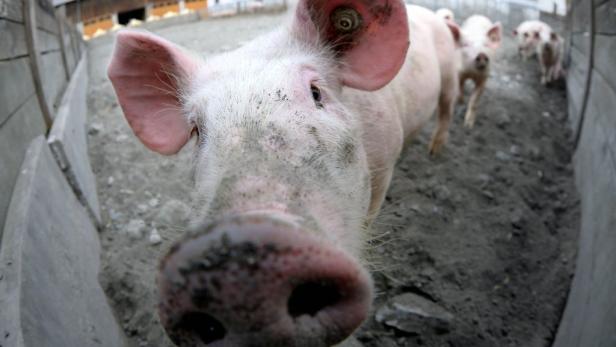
[429, 139, 445, 156]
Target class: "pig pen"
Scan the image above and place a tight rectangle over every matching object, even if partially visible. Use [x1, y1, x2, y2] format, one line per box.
[86, 11, 579, 347]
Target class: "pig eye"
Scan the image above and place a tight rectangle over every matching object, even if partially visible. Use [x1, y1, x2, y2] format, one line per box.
[332, 7, 362, 34]
[310, 84, 324, 109]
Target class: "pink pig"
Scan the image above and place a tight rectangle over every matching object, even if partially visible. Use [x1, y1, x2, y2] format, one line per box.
[108, 1, 459, 345]
[436, 8, 455, 22]
[455, 15, 502, 128]
[537, 29, 564, 85]
[513, 20, 551, 60]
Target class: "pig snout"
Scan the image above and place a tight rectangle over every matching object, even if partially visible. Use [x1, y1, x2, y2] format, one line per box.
[158, 215, 372, 347]
[475, 53, 490, 70]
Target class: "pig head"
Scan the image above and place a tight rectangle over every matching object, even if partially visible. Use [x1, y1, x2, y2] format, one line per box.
[107, 0, 409, 346]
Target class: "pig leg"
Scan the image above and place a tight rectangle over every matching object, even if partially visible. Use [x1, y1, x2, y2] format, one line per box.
[366, 166, 395, 224]
[538, 54, 548, 85]
[463, 79, 486, 128]
[547, 65, 556, 84]
[429, 79, 456, 155]
[457, 75, 467, 105]
[551, 61, 562, 82]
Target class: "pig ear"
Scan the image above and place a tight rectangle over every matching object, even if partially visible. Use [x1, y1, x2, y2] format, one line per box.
[107, 30, 199, 155]
[294, 0, 409, 91]
[445, 20, 462, 47]
[550, 32, 558, 41]
[487, 22, 502, 49]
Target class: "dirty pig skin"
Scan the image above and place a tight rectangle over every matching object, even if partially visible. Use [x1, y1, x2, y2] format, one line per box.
[108, 1, 460, 346]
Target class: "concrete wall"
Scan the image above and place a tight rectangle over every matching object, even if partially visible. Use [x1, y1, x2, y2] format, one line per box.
[553, 0, 616, 346]
[0, 0, 123, 345]
[0, 0, 84, 232]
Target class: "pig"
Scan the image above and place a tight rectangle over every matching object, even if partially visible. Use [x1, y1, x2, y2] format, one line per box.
[456, 15, 502, 128]
[107, 1, 460, 346]
[537, 29, 563, 85]
[513, 20, 551, 60]
[436, 8, 455, 22]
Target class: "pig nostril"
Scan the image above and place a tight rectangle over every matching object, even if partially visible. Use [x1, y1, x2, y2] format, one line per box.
[173, 312, 226, 345]
[288, 280, 343, 317]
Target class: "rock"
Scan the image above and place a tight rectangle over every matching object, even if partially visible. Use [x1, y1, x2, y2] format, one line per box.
[149, 228, 162, 245]
[495, 151, 511, 162]
[529, 146, 542, 160]
[509, 145, 521, 156]
[88, 123, 103, 135]
[126, 219, 145, 239]
[107, 176, 115, 186]
[481, 190, 495, 200]
[409, 204, 421, 213]
[376, 293, 454, 335]
[496, 113, 511, 128]
[155, 199, 191, 227]
[510, 210, 525, 229]
[108, 208, 122, 222]
[433, 185, 451, 202]
[478, 173, 492, 188]
[148, 198, 159, 208]
[137, 204, 148, 214]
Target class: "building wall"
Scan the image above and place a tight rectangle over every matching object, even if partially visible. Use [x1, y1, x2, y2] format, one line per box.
[553, 0, 616, 346]
[151, 2, 181, 16]
[186, 0, 208, 11]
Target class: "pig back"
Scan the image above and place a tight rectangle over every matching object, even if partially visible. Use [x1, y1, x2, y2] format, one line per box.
[344, 5, 456, 162]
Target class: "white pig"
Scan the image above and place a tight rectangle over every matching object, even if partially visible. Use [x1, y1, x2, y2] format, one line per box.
[108, 1, 460, 346]
[537, 29, 564, 85]
[436, 8, 455, 22]
[513, 20, 551, 60]
[456, 15, 502, 128]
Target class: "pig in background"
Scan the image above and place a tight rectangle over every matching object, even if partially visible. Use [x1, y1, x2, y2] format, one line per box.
[513, 20, 551, 60]
[436, 8, 455, 22]
[454, 15, 502, 128]
[107, 1, 460, 346]
[537, 29, 564, 85]
[513, 20, 564, 85]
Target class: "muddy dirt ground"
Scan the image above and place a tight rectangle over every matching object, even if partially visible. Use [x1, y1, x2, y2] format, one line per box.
[86, 10, 579, 347]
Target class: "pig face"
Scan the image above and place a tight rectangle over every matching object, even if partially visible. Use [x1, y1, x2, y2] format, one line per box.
[108, 0, 409, 345]
[538, 31, 562, 56]
[186, 44, 373, 256]
[459, 21, 501, 74]
[513, 21, 546, 57]
[436, 8, 455, 22]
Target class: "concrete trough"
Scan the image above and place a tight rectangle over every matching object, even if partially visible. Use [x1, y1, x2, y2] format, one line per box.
[0, 136, 124, 347]
[48, 55, 101, 226]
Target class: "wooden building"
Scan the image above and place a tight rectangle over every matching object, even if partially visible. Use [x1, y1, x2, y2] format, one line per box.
[54, 0, 207, 38]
